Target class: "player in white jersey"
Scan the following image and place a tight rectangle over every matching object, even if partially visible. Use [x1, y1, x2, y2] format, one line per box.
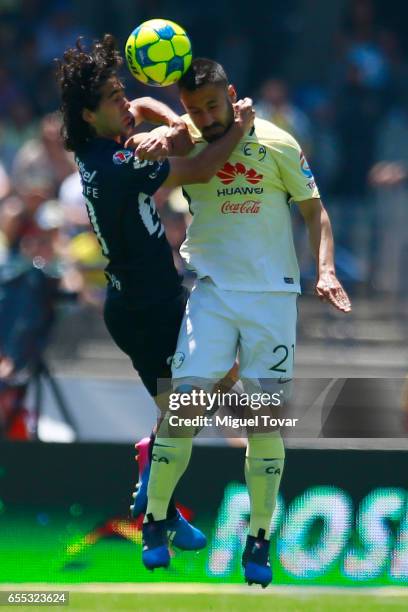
[139, 59, 351, 586]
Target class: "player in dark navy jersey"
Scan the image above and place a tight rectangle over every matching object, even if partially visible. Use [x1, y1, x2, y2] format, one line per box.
[75, 139, 181, 307]
[57, 34, 253, 560]
[57, 34, 252, 392]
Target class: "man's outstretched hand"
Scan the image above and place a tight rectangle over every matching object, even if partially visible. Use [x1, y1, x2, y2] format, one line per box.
[125, 125, 171, 161]
[126, 121, 192, 161]
[315, 271, 352, 313]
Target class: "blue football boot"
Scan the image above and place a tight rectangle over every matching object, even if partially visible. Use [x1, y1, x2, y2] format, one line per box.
[242, 529, 272, 588]
[166, 510, 207, 551]
[142, 514, 170, 570]
[130, 437, 207, 551]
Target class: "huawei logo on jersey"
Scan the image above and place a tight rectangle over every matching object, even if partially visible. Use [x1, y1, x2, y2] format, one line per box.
[216, 162, 263, 185]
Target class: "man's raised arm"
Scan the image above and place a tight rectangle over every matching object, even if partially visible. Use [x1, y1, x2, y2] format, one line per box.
[130, 96, 184, 128]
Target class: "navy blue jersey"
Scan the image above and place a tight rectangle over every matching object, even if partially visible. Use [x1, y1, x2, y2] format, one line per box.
[75, 137, 182, 305]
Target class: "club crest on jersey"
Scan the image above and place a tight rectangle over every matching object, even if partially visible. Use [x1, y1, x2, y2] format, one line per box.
[112, 149, 133, 165]
[300, 151, 314, 179]
[242, 142, 267, 161]
[216, 162, 263, 185]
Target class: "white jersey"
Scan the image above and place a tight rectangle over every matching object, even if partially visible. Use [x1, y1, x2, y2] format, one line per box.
[180, 116, 320, 292]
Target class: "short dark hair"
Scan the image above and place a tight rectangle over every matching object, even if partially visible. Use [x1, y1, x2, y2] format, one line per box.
[56, 34, 122, 152]
[178, 58, 228, 91]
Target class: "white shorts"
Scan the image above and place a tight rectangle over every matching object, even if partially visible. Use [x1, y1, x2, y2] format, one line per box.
[171, 278, 297, 385]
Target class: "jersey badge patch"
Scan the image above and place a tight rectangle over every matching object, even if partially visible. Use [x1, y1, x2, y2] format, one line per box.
[300, 151, 314, 179]
[112, 149, 133, 165]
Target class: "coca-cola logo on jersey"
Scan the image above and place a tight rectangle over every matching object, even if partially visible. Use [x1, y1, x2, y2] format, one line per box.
[221, 200, 261, 214]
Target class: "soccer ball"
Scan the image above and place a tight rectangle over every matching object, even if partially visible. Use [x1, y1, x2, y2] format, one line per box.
[125, 19, 192, 87]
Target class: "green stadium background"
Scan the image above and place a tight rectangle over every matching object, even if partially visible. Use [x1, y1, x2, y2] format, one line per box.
[1, 442, 407, 586]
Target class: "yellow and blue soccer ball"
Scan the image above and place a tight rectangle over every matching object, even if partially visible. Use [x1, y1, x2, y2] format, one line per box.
[125, 19, 192, 87]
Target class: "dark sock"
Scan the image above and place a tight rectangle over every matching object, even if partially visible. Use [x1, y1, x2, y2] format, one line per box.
[148, 432, 155, 461]
[166, 495, 178, 519]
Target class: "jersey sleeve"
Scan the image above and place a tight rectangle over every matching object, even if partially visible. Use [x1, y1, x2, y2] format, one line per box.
[269, 134, 320, 202]
[110, 148, 170, 196]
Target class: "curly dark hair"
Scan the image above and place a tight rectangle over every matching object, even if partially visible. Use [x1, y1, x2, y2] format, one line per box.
[56, 34, 123, 152]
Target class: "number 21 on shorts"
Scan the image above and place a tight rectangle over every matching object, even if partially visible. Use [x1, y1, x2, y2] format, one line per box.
[269, 344, 295, 374]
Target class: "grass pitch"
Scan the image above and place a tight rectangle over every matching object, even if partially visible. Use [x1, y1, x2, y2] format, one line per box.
[7, 587, 408, 612]
[64, 593, 408, 611]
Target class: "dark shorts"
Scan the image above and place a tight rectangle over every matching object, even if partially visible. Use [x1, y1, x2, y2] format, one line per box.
[103, 288, 188, 397]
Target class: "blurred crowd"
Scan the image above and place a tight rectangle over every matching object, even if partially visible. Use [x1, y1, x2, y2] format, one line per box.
[0, 0, 406, 294]
[0, 0, 407, 438]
